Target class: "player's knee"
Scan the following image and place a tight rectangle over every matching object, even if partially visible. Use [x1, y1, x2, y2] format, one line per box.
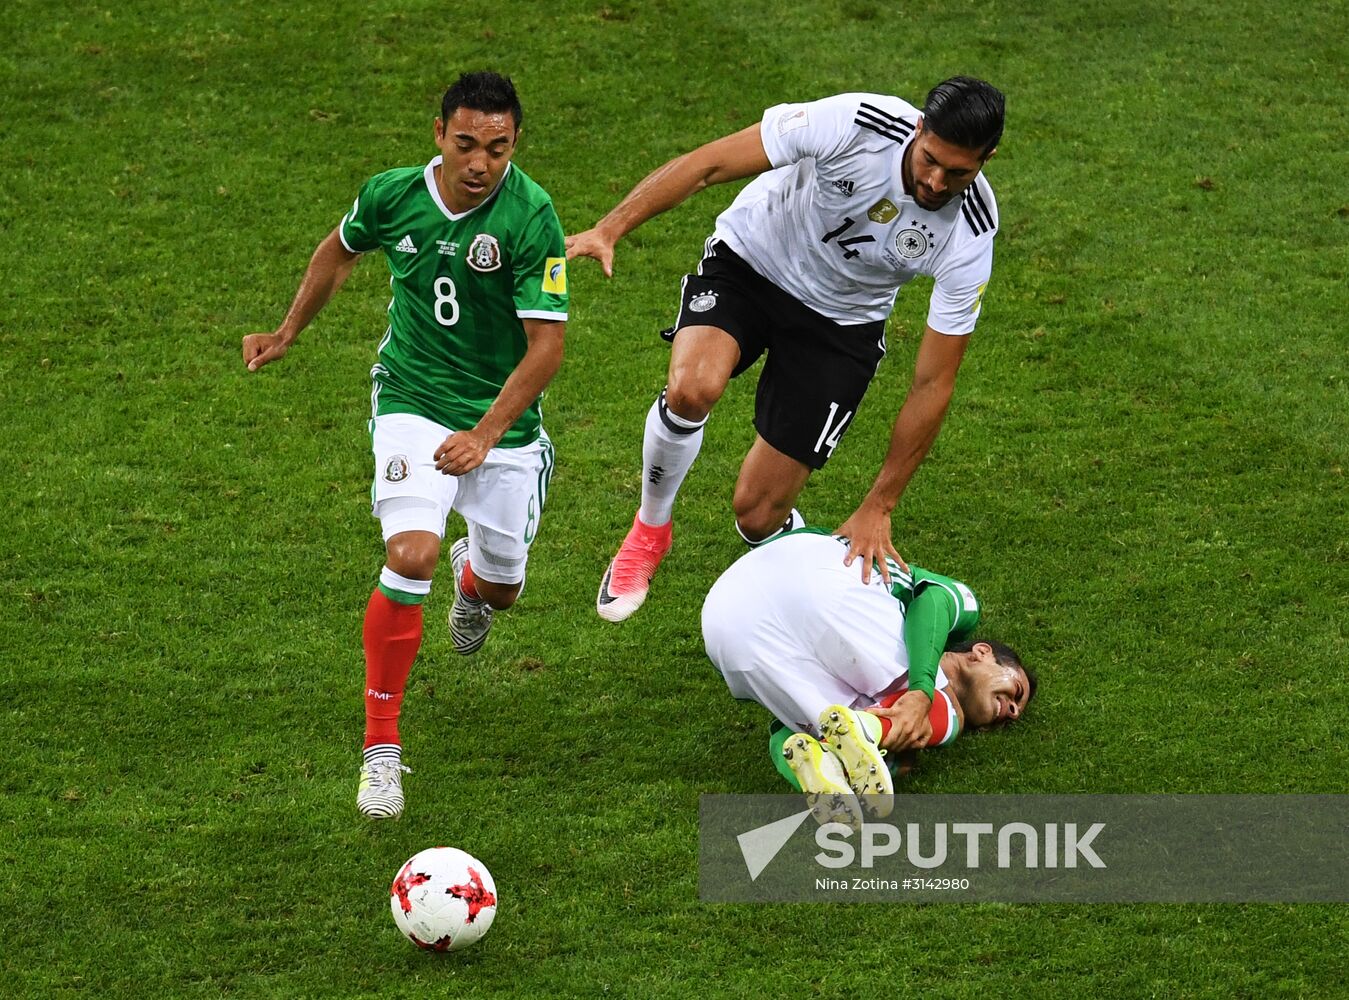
[664, 368, 724, 420]
[385, 532, 440, 581]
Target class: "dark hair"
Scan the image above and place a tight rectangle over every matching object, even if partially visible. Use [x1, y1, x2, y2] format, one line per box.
[441, 71, 523, 129]
[921, 76, 1004, 157]
[946, 637, 1037, 707]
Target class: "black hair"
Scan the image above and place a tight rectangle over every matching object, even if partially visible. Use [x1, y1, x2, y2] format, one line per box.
[921, 76, 1004, 157]
[441, 71, 523, 129]
[946, 637, 1037, 707]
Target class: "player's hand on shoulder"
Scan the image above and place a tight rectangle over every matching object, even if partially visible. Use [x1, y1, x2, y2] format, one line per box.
[564, 228, 615, 277]
[434, 429, 491, 477]
[242, 332, 291, 372]
[870, 691, 933, 752]
[837, 503, 909, 585]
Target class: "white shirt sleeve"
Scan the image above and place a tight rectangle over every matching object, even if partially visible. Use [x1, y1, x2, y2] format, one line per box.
[927, 233, 994, 335]
[758, 94, 860, 169]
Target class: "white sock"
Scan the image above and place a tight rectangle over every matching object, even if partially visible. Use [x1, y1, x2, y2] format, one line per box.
[363, 743, 401, 765]
[638, 389, 706, 527]
[735, 507, 805, 546]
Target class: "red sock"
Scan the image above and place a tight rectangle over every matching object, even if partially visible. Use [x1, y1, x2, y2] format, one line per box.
[873, 692, 903, 743]
[362, 589, 424, 749]
[874, 714, 893, 743]
[460, 560, 481, 601]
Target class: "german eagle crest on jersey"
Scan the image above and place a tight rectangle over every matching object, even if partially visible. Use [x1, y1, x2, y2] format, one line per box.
[467, 234, 502, 272]
[895, 222, 934, 259]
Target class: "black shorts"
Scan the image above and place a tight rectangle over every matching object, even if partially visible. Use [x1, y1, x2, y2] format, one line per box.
[664, 241, 887, 470]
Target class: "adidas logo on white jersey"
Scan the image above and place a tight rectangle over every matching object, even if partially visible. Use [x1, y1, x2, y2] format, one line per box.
[394, 234, 418, 254]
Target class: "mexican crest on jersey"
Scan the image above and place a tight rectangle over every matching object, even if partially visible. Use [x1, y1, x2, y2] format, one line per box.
[467, 234, 502, 272]
[385, 455, 410, 482]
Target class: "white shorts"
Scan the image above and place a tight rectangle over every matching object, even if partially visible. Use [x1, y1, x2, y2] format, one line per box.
[370, 412, 554, 585]
[701, 532, 947, 732]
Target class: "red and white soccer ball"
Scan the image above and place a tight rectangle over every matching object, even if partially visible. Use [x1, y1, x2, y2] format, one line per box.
[390, 847, 498, 952]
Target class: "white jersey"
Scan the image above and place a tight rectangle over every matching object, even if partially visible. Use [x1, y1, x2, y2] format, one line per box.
[711, 92, 998, 332]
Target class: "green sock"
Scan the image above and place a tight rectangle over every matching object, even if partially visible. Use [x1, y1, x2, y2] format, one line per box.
[767, 721, 803, 792]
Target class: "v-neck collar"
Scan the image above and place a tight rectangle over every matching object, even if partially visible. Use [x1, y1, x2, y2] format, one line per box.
[423, 156, 512, 221]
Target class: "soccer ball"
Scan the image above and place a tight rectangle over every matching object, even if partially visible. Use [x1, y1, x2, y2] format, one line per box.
[390, 847, 498, 952]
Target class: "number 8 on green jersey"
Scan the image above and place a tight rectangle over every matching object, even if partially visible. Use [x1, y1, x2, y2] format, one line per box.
[340, 156, 568, 446]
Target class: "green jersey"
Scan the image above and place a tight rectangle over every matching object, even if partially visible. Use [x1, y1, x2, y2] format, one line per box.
[340, 157, 568, 447]
[888, 562, 982, 699]
[888, 565, 982, 639]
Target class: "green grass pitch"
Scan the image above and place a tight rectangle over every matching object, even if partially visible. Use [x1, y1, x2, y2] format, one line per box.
[2, 1, 1345, 996]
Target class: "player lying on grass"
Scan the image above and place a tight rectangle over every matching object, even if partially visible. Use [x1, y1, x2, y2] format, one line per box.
[702, 529, 1035, 825]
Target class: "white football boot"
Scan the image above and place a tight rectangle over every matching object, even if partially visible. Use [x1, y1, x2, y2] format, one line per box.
[357, 757, 411, 819]
[448, 537, 494, 655]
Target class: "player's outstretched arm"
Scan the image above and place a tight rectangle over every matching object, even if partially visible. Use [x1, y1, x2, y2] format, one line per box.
[564, 124, 771, 276]
[243, 227, 362, 371]
[838, 325, 969, 582]
[434, 319, 565, 477]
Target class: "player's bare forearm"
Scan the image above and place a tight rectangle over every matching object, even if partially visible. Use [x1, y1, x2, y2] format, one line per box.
[838, 388, 946, 574]
[575, 126, 770, 253]
[434, 321, 564, 476]
[865, 387, 950, 512]
[837, 327, 965, 580]
[471, 321, 566, 448]
[244, 230, 361, 371]
[590, 156, 710, 243]
[863, 326, 968, 512]
[276, 228, 363, 343]
[837, 400, 943, 580]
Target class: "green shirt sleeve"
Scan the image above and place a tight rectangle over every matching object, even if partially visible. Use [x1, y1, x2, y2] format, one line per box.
[911, 568, 982, 640]
[339, 176, 383, 254]
[902, 585, 955, 699]
[511, 205, 568, 320]
[900, 568, 984, 698]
